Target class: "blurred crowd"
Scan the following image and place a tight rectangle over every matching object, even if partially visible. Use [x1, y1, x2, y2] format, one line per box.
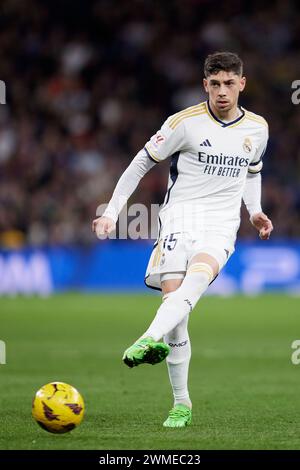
[0, 0, 300, 247]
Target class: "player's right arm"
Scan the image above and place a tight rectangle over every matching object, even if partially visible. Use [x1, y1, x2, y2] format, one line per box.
[92, 116, 186, 238]
[92, 148, 156, 237]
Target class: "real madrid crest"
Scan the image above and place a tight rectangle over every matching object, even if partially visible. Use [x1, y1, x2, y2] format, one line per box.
[243, 137, 252, 153]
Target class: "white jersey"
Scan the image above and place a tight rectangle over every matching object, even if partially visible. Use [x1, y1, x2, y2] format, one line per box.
[144, 100, 268, 239]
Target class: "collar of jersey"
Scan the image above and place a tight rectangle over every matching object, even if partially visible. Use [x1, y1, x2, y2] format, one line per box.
[205, 100, 245, 128]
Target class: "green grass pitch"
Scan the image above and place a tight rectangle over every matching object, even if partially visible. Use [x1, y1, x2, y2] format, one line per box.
[0, 293, 299, 450]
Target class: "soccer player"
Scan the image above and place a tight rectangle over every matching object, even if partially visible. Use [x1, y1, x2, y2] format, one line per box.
[92, 52, 273, 428]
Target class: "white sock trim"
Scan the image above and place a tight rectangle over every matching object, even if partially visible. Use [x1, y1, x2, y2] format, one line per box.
[186, 262, 214, 283]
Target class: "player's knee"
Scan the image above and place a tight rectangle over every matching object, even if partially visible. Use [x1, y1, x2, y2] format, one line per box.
[161, 264, 214, 314]
[189, 253, 219, 277]
[177, 262, 215, 309]
[186, 262, 214, 285]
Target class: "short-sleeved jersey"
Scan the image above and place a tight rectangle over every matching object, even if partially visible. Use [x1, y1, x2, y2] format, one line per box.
[144, 100, 268, 238]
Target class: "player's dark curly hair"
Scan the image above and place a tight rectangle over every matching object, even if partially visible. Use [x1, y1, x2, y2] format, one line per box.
[204, 52, 243, 77]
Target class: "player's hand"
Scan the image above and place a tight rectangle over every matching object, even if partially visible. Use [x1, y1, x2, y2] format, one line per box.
[92, 216, 116, 238]
[250, 212, 273, 240]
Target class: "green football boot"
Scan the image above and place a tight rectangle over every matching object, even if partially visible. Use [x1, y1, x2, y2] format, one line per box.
[163, 404, 192, 428]
[122, 337, 170, 368]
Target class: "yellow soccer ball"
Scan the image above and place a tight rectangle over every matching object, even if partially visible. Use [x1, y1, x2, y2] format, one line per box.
[32, 382, 85, 434]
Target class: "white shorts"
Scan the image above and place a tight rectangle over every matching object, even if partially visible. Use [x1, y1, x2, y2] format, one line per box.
[144, 231, 235, 291]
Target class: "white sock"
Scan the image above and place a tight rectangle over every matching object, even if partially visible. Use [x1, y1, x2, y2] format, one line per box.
[143, 263, 213, 341]
[164, 313, 192, 408]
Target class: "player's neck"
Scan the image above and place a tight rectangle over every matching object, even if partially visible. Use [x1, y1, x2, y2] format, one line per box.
[208, 101, 240, 122]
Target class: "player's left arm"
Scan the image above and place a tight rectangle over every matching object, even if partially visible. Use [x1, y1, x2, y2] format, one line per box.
[243, 124, 273, 240]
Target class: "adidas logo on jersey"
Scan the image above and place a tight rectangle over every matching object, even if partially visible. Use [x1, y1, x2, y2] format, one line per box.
[200, 139, 212, 147]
